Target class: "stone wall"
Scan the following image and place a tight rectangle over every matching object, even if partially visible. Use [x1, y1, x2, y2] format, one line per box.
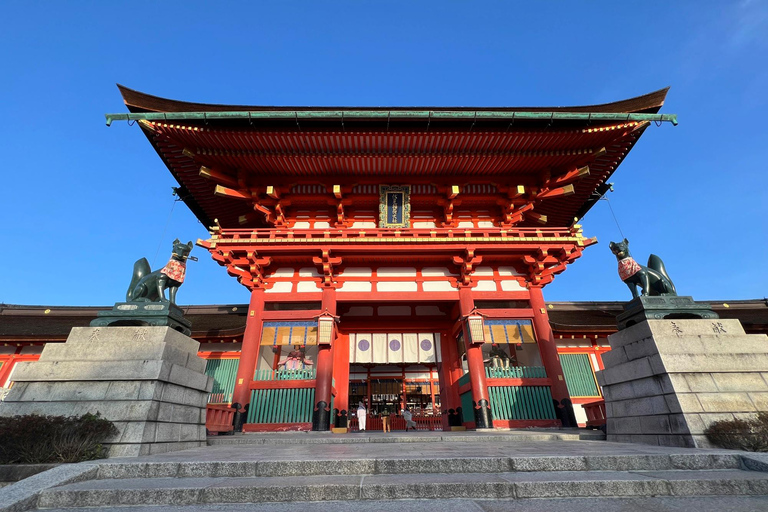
[596, 319, 768, 447]
[0, 326, 212, 457]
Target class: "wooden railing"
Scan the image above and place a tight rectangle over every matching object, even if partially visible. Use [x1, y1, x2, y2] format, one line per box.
[485, 366, 547, 379]
[215, 226, 583, 244]
[582, 399, 607, 428]
[253, 368, 316, 381]
[205, 404, 235, 434]
[350, 415, 443, 431]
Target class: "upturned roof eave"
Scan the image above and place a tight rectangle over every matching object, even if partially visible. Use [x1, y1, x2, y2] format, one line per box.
[116, 84, 669, 115]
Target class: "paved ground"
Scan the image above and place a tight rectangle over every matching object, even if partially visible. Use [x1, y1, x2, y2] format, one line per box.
[105, 431, 745, 463]
[34, 497, 768, 512]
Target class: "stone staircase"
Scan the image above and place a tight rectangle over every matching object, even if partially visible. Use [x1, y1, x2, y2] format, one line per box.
[5, 433, 768, 511]
[12, 452, 768, 511]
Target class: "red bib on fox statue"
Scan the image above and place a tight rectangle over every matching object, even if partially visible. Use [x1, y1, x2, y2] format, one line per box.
[618, 257, 642, 281]
[161, 259, 186, 283]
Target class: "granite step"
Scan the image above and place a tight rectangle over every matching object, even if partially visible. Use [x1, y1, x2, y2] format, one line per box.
[30, 496, 768, 512]
[36, 469, 768, 508]
[94, 452, 743, 478]
[207, 429, 606, 445]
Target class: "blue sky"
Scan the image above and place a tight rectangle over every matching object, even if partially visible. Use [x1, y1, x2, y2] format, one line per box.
[1, 2, 766, 306]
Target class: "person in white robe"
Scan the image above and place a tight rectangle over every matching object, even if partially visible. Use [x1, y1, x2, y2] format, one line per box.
[357, 400, 367, 431]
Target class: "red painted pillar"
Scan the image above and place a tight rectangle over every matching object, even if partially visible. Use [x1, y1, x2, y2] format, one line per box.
[529, 285, 575, 427]
[437, 331, 455, 430]
[332, 332, 350, 428]
[312, 287, 336, 431]
[232, 288, 265, 408]
[459, 287, 493, 429]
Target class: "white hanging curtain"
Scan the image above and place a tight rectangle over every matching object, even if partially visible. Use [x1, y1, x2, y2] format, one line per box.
[350, 332, 442, 364]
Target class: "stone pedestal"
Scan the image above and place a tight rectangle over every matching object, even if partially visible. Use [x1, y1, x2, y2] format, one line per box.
[91, 302, 192, 337]
[596, 319, 768, 448]
[0, 326, 213, 457]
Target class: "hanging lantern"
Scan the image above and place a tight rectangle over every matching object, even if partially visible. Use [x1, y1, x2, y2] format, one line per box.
[466, 314, 486, 344]
[317, 314, 335, 345]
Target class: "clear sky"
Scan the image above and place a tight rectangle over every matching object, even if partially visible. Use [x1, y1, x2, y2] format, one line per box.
[1, 1, 766, 307]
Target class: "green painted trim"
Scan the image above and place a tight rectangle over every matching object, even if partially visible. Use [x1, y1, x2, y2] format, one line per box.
[248, 386, 316, 424]
[560, 354, 601, 397]
[105, 110, 678, 126]
[204, 358, 240, 404]
[488, 385, 557, 420]
[460, 390, 475, 423]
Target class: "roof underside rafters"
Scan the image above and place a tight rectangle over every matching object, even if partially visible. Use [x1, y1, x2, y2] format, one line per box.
[110, 86, 673, 229]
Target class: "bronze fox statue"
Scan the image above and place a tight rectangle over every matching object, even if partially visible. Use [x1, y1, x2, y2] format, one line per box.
[609, 238, 677, 299]
[126, 239, 193, 305]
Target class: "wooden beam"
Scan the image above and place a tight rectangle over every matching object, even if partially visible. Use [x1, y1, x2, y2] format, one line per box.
[214, 185, 251, 201]
[333, 185, 342, 199]
[511, 185, 526, 198]
[527, 212, 547, 225]
[550, 166, 590, 187]
[266, 186, 280, 200]
[199, 166, 239, 188]
[537, 184, 575, 200]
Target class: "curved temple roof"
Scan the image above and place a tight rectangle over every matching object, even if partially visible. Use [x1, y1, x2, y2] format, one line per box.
[118, 85, 669, 115]
[111, 86, 673, 229]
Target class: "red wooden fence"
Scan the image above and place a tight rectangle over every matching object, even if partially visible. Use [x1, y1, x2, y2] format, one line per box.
[206, 404, 235, 434]
[582, 399, 606, 428]
[350, 415, 443, 432]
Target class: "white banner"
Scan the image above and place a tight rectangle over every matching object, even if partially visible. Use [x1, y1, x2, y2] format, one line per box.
[350, 332, 442, 364]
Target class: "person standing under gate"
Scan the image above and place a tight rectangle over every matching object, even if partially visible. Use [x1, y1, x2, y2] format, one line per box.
[357, 400, 367, 431]
[403, 407, 417, 431]
[381, 407, 391, 433]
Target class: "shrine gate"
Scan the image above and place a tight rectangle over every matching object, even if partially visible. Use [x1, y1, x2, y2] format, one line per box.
[107, 86, 676, 431]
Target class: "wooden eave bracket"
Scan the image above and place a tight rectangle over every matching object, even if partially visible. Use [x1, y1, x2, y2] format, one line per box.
[211, 249, 272, 290]
[453, 248, 482, 287]
[432, 185, 462, 226]
[312, 250, 342, 288]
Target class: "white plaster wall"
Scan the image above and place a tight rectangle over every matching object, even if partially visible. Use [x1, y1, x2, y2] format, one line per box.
[574, 404, 588, 426]
[474, 280, 497, 291]
[378, 267, 417, 277]
[498, 266, 522, 276]
[293, 221, 310, 229]
[422, 281, 455, 292]
[299, 267, 321, 277]
[422, 267, 456, 277]
[297, 281, 320, 293]
[272, 268, 295, 277]
[377, 281, 418, 292]
[413, 221, 437, 228]
[266, 282, 293, 293]
[340, 267, 372, 277]
[500, 280, 526, 291]
[352, 221, 376, 228]
[338, 281, 372, 292]
[474, 266, 494, 276]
